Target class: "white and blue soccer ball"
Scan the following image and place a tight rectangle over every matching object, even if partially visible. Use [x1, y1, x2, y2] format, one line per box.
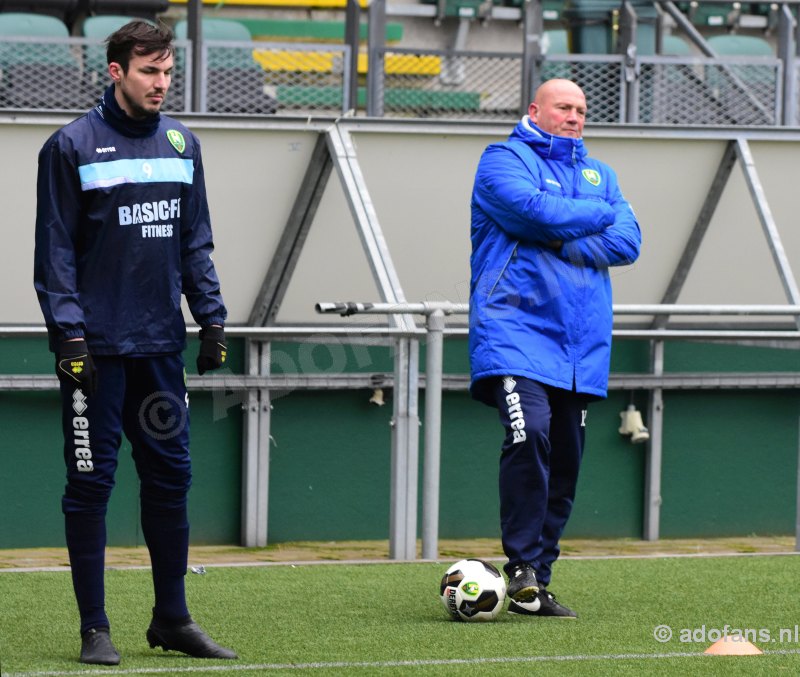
[439, 558, 506, 622]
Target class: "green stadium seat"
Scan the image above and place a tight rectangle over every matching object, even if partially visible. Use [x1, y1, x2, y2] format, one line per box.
[706, 33, 774, 56]
[705, 33, 776, 125]
[174, 17, 255, 68]
[661, 34, 693, 55]
[274, 84, 481, 112]
[544, 28, 569, 54]
[542, 29, 571, 80]
[174, 18, 276, 114]
[0, 12, 83, 109]
[235, 17, 403, 43]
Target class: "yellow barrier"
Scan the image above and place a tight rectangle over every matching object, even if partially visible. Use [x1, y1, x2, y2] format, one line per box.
[169, 0, 369, 8]
[253, 50, 442, 75]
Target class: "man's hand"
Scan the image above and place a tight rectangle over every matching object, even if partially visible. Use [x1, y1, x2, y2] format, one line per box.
[197, 325, 227, 375]
[56, 339, 97, 396]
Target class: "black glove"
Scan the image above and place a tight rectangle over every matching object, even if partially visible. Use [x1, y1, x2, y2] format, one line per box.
[56, 339, 97, 396]
[197, 325, 227, 375]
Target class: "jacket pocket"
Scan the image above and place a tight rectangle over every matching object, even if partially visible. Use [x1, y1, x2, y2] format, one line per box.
[486, 242, 519, 300]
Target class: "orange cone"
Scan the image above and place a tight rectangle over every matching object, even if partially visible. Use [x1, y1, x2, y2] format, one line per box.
[704, 635, 763, 655]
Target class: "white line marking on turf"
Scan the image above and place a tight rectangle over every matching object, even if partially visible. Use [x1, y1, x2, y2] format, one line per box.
[6, 650, 800, 676]
[3, 550, 800, 574]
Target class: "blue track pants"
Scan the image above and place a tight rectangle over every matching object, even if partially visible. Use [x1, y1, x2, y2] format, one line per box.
[60, 353, 192, 634]
[492, 376, 588, 587]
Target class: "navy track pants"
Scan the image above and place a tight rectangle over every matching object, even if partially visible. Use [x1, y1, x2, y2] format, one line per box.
[492, 376, 587, 587]
[60, 353, 192, 633]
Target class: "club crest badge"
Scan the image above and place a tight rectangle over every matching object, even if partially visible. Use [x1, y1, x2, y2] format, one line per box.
[167, 129, 186, 154]
[582, 168, 601, 186]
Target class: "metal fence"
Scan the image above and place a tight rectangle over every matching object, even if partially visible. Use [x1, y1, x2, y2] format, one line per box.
[0, 32, 794, 125]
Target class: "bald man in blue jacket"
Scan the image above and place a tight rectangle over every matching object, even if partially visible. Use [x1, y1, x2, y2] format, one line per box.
[469, 79, 641, 617]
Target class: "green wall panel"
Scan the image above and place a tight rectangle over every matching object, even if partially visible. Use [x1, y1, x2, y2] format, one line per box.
[433, 391, 646, 541]
[267, 390, 393, 541]
[0, 346, 242, 549]
[1, 337, 798, 547]
[565, 392, 647, 538]
[659, 391, 799, 538]
[665, 341, 800, 372]
[0, 391, 70, 548]
[437, 392, 502, 539]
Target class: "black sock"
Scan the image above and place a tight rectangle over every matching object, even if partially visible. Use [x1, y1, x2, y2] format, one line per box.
[65, 511, 109, 634]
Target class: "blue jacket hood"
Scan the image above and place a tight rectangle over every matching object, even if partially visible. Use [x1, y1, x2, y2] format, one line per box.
[509, 117, 588, 165]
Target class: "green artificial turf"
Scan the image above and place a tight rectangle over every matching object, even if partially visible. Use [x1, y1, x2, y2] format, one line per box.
[1, 555, 799, 675]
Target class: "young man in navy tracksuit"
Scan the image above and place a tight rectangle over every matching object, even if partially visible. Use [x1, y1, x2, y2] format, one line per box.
[34, 21, 235, 665]
[469, 79, 642, 617]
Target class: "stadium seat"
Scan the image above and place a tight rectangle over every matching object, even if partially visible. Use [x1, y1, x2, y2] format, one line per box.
[660, 34, 693, 55]
[706, 33, 774, 56]
[541, 29, 571, 80]
[86, 0, 169, 22]
[174, 18, 276, 114]
[705, 33, 777, 125]
[0, 12, 83, 109]
[0, 0, 81, 27]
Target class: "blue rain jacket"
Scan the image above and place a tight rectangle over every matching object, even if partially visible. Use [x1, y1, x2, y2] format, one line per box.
[34, 97, 226, 355]
[469, 117, 641, 403]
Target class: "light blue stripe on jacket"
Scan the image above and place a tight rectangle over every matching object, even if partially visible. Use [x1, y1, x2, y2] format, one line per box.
[78, 157, 193, 191]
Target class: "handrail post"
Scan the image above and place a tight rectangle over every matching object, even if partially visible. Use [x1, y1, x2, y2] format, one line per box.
[422, 309, 445, 560]
[643, 339, 664, 540]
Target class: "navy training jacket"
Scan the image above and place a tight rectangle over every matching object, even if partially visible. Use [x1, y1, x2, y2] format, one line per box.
[469, 117, 641, 404]
[34, 92, 226, 355]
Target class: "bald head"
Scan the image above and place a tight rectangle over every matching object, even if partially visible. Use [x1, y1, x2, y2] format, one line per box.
[529, 79, 587, 138]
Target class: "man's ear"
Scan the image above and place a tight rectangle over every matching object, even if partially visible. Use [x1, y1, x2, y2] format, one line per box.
[108, 62, 123, 83]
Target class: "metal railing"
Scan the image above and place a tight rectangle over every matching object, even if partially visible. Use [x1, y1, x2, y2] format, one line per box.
[3, 303, 800, 557]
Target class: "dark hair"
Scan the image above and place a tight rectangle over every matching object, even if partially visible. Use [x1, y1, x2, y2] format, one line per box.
[106, 20, 174, 72]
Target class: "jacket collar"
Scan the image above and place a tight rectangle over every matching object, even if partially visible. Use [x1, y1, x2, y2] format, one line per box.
[94, 85, 161, 138]
[510, 115, 587, 164]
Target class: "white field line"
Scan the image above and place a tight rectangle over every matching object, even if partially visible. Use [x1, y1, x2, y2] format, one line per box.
[2, 549, 800, 574]
[6, 649, 800, 677]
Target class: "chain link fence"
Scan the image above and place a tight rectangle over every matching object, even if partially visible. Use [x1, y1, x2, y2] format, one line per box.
[0, 35, 86, 109]
[532, 55, 626, 123]
[375, 48, 522, 120]
[638, 55, 781, 125]
[0, 33, 790, 125]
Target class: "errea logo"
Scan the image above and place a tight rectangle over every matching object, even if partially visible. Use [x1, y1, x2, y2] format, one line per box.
[96, 146, 116, 153]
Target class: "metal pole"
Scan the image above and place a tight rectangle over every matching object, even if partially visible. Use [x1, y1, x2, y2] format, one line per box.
[256, 342, 271, 547]
[343, 0, 361, 113]
[389, 337, 415, 559]
[643, 339, 664, 540]
[619, 1, 639, 123]
[241, 339, 260, 546]
[422, 310, 445, 560]
[778, 3, 796, 126]
[366, 0, 386, 116]
[734, 138, 800, 317]
[187, 0, 203, 112]
[521, 0, 543, 113]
